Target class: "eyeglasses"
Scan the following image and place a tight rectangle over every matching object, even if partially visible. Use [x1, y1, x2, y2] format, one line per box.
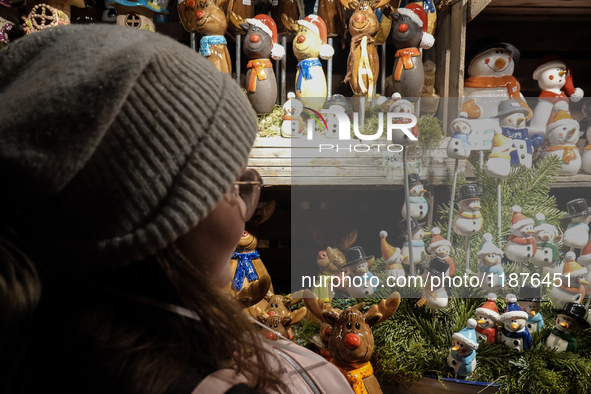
[234, 168, 263, 221]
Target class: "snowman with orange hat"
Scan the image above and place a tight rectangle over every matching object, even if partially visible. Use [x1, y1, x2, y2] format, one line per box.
[476, 233, 505, 291]
[380, 231, 405, 280]
[428, 227, 454, 276]
[484, 127, 515, 179]
[292, 14, 334, 111]
[475, 294, 500, 344]
[550, 251, 588, 307]
[543, 102, 582, 175]
[505, 205, 537, 264]
[530, 55, 584, 137]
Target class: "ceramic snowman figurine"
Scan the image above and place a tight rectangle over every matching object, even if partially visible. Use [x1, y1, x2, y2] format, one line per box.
[485, 127, 514, 178]
[581, 110, 591, 174]
[530, 55, 584, 137]
[380, 231, 405, 280]
[494, 99, 543, 169]
[282, 92, 305, 138]
[544, 102, 582, 175]
[416, 257, 449, 310]
[531, 213, 561, 268]
[518, 285, 546, 334]
[546, 302, 590, 353]
[550, 252, 588, 307]
[447, 319, 479, 378]
[475, 294, 500, 344]
[563, 199, 591, 250]
[500, 294, 532, 351]
[505, 205, 537, 263]
[428, 227, 455, 276]
[446, 113, 472, 159]
[400, 217, 428, 266]
[453, 184, 485, 236]
[476, 233, 505, 291]
[343, 246, 377, 298]
[322, 94, 352, 139]
[402, 174, 429, 221]
[389, 94, 419, 147]
[462, 41, 532, 119]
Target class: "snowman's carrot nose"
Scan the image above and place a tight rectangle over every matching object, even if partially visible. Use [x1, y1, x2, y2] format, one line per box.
[559, 70, 567, 76]
[452, 346, 459, 351]
[530, 310, 536, 316]
[567, 127, 577, 138]
[495, 58, 506, 68]
[560, 321, 568, 328]
[477, 319, 485, 324]
[511, 323, 519, 330]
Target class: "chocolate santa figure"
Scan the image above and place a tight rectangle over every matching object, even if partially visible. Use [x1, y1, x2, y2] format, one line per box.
[380, 231, 405, 280]
[532, 213, 561, 268]
[563, 199, 591, 250]
[476, 233, 504, 291]
[494, 99, 543, 169]
[530, 55, 584, 137]
[505, 205, 537, 264]
[500, 294, 532, 351]
[401, 174, 429, 221]
[428, 227, 454, 276]
[452, 184, 485, 236]
[447, 319, 479, 378]
[546, 302, 589, 353]
[550, 252, 588, 307]
[416, 256, 449, 310]
[400, 217, 427, 266]
[462, 40, 532, 120]
[518, 285, 547, 333]
[475, 294, 500, 344]
[543, 102, 582, 175]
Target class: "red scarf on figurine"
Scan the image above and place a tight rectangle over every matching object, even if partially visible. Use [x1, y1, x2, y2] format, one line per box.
[464, 76, 531, 116]
[394, 48, 421, 81]
[476, 325, 497, 344]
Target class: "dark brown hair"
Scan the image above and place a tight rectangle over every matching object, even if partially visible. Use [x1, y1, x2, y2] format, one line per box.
[0, 229, 282, 394]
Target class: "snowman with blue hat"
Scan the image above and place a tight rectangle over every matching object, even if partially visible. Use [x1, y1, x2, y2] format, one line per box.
[447, 318, 479, 378]
[500, 293, 532, 351]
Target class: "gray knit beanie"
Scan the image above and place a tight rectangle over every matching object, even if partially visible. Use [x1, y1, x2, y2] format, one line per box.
[0, 24, 258, 271]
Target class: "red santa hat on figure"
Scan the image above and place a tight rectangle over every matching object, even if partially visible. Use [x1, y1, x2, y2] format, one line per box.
[578, 240, 591, 267]
[396, 3, 435, 50]
[297, 15, 334, 60]
[428, 227, 450, 253]
[246, 15, 285, 60]
[511, 205, 534, 232]
[475, 293, 500, 322]
[533, 55, 584, 101]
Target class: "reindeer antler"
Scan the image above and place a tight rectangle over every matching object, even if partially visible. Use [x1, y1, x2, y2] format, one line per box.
[236, 274, 271, 309]
[302, 289, 340, 324]
[281, 13, 298, 33]
[229, 11, 248, 34]
[337, 228, 358, 250]
[370, 0, 389, 10]
[364, 291, 401, 327]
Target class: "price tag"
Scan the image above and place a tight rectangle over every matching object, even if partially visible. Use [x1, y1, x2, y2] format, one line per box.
[272, 0, 278, 5]
[466, 119, 499, 151]
[243, 0, 251, 4]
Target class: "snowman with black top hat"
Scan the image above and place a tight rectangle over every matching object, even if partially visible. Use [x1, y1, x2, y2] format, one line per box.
[546, 302, 590, 353]
[517, 285, 548, 334]
[399, 217, 428, 267]
[416, 256, 449, 310]
[452, 184, 485, 236]
[563, 199, 591, 251]
[343, 246, 377, 298]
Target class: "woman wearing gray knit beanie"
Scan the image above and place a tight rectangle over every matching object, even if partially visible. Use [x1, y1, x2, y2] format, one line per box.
[0, 25, 351, 394]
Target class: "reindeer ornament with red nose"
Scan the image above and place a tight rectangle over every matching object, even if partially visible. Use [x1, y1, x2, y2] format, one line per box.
[304, 289, 401, 394]
[237, 14, 285, 114]
[341, 0, 389, 101]
[178, 0, 232, 74]
[387, 3, 434, 100]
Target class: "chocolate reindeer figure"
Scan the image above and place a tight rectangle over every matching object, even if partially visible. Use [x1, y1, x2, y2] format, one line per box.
[223, 201, 276, 318]
[178, 0, 232, 75]
[318, 0, 346, 42]
[271, 0, 302, 35]
[224, 0, 253, 35]
[257, 293, 307, 341]
[387, 3, 434, 100]
[341, 0, 389, 100]
[257, 309, 306, 341]
[304, 289, 401, 394]
[234, 14, 285, 114]
[229, 274, 272, 310]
